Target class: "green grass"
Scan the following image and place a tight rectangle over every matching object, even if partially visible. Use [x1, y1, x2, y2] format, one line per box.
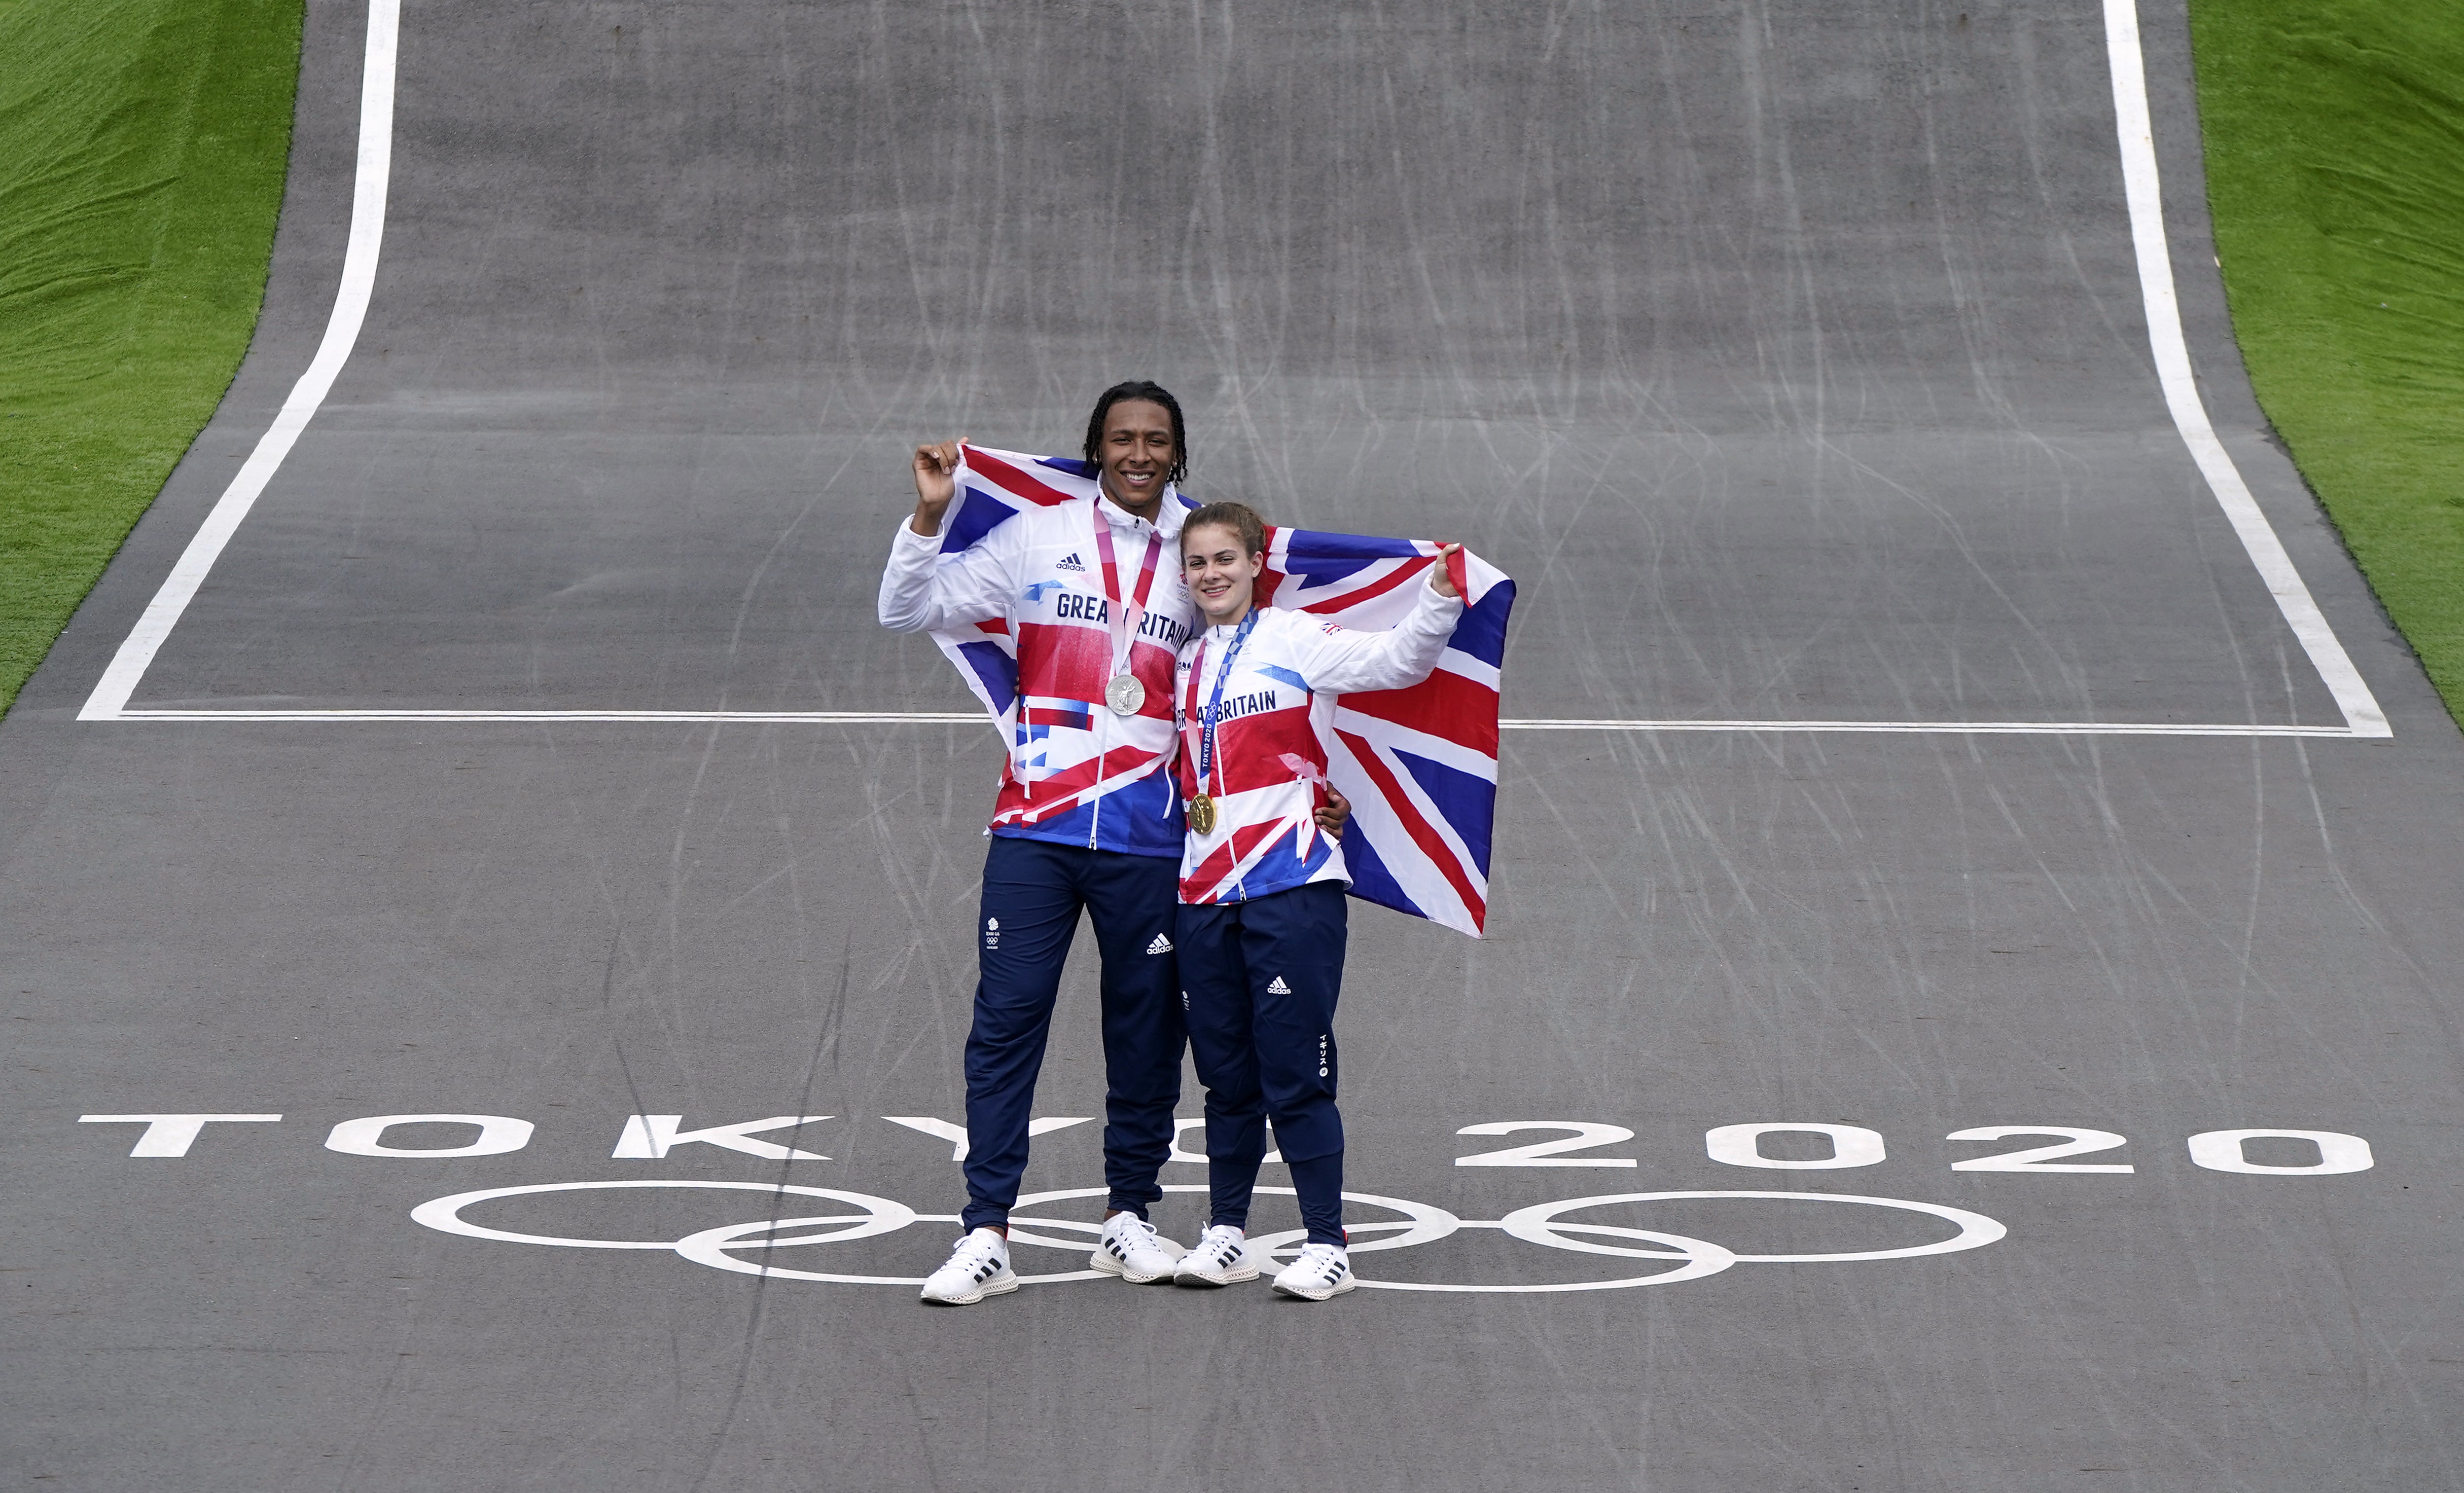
[2191, 0, 2464, 730]
[0, 0, 300, 716]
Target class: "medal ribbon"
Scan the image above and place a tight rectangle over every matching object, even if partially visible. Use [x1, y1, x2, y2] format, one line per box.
[1192, 608, 1261, 807]
[1090, 504, 1164, 687]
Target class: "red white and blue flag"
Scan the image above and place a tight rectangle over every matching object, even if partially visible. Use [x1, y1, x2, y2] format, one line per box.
[930, 445, 1516, 937]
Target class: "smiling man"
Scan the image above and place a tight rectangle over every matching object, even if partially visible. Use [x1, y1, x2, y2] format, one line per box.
[878, 382, 1345, 1305]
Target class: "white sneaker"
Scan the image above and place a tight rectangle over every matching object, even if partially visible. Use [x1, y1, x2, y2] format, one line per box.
[1088, 1212, 1182, 1283]
[920, 1227, 1017, 1305]
[1271, 1242, 1355, 1301]
[1173, 1224, 1259, 1287]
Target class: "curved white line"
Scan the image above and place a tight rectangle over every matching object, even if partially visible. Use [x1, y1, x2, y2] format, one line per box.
[1498, 1189, 2006, 1265]
[409, 1179, 912, 1251]
[80, 0, 401, 720]
[2100, 0, 2388, 737]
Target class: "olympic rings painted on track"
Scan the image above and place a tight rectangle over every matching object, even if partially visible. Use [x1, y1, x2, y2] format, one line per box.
[410, 1180, 2004, 1294]
[1498, 1191, 2006, 1264]
[1229, 1186, 1735, 1292]
[411, 1180, 916, 1251]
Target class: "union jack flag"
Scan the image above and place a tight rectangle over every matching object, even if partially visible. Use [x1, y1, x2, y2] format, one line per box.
[928, 446, 1517, 937]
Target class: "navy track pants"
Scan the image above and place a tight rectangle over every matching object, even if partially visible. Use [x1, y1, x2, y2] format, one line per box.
[1175, 881, 1349, 1245]
[960, 834, 1184, 1232]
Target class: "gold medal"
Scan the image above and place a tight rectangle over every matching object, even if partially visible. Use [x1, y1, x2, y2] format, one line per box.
[1187, 611, 1255, 842]
[1105, 673, 1146, 715]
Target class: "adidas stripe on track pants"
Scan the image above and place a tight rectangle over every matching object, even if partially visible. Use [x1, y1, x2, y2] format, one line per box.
[960, 834, 1185, 1233]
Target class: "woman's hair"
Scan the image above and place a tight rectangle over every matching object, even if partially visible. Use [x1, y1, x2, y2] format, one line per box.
[1181, 501, 1268, 559]
[1082, 380, 1189, 485]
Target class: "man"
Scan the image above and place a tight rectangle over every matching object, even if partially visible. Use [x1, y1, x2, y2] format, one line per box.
[877, 382, 1345, 1305]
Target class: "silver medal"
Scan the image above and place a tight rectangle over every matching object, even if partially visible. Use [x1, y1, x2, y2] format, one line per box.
[1105, 673, 1146, 715]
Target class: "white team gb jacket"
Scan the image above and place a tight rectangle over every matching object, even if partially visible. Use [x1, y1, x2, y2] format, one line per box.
[1173, 580, 1463, 905]
[877, 490, 1198, 858]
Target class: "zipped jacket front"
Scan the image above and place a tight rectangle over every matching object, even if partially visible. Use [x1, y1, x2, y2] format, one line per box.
[1172, 583, 1462, 904]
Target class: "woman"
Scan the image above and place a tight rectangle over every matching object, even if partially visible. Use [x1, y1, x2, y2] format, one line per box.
[1163, 501, 1462, 1300]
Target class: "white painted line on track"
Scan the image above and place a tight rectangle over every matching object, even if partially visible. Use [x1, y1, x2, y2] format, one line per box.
[110, 710, 991, 724]
[78, 0, 400, 722]
[74, 0, 2391, 745]
[106, 708, 2356, 737]
[1507, 719, 2354, 737]
[2101, 0, 2390, 739]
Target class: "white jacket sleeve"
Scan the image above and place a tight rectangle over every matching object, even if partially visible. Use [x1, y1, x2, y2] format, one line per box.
[1292, 578, 1466, 694]
[876, 516, 1016, 634]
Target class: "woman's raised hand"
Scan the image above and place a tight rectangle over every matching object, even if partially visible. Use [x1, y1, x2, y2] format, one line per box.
[1429, 542, 1462, 599]
[908, 439, 967, 536]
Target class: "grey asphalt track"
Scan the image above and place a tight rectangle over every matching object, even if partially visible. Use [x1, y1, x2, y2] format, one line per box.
[7, 1, 2463, 1489]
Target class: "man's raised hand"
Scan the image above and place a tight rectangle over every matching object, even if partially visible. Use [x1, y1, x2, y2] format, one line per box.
[908, 439, 967, 536]
[1429, 542, 1463, 599]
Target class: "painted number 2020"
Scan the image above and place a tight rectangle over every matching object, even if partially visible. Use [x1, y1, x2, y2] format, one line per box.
[1454, 1122, 2375, 1176]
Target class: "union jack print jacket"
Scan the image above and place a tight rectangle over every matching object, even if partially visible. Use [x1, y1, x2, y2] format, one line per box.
[1174, 582, 1463, 905]
[878, 491, 1198, 858]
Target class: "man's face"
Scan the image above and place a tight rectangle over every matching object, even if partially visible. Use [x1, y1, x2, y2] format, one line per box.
[1098, 399, 1176, 512]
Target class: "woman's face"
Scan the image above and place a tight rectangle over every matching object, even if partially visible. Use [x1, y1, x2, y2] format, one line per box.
[1097, 399, 1176, 512]
[1182, 522, 1263, 625]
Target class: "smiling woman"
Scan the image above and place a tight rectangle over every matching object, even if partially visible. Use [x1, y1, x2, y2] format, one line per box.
[0, 0, 302, 716]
